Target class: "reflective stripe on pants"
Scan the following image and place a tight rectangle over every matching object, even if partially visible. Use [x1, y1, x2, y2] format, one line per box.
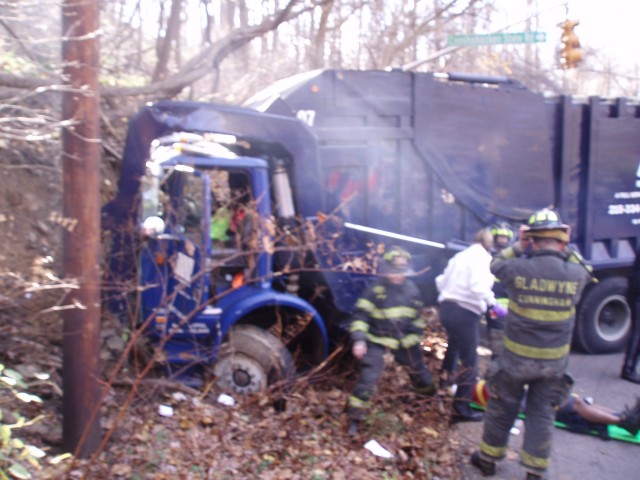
[347, 342, 433, 420]
[480, 354, 571, 474]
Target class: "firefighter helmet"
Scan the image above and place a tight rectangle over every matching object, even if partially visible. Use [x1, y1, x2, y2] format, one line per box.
[471, 379, 489, 408]
[380, 246, 413, 274]
[524, 209, 570, 243]
[490, 222, 514, 240]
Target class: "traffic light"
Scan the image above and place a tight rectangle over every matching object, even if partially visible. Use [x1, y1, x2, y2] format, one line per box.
[560, 19, 582, 69]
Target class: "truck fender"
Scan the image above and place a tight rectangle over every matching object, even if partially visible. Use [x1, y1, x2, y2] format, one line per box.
[218, 287, 329, 359]
[213, 289, 329, 395]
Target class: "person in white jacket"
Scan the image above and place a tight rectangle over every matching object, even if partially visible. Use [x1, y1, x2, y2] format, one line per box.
[436, 228, 507, 422]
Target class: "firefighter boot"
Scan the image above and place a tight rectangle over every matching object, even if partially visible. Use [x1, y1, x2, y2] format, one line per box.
[470, 451, 496, 476]
[621, 368, 640, 384]
[618, 398, 640, 436]
[525, 473, 545, 480]
[621, 353, 640, 383]
[347, 420, 360, 436]
[417, 382, 437, 397]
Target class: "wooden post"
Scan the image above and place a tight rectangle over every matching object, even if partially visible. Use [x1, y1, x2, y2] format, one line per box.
[61, 0, 102, 457]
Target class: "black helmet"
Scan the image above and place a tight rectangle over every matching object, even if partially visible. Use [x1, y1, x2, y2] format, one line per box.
[490, 222, 514, 240]
[524, 209, 570, 242]
[380, 246, 412, 275]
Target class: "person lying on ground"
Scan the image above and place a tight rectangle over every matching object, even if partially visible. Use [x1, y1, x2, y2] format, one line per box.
[472, 379, 640, 438]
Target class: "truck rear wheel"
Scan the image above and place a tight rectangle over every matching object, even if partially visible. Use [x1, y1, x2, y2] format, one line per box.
[213, 324, 295, 395]
[574, 277, 631, 353]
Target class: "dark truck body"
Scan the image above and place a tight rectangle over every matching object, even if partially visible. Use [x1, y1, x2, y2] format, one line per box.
[104, 69, 640, 389]
[249, 70, 640, 269]
[245, 69, 640, 353]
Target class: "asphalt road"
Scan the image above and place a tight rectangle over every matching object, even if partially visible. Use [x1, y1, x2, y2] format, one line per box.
[454, 349, 640, 480]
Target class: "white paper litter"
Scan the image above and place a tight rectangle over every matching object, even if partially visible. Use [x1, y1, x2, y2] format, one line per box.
[217, 393, 236, 406]
[158, 404, 174, 417]
[510, 418, 523, 435]
[364, 439, 394, 458]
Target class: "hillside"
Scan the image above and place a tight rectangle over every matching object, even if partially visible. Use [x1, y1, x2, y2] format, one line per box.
[0, 123, 464, 478]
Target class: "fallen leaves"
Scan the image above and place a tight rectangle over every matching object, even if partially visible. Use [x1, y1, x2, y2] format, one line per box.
[95, 370, 458, 478]
[1, 320, 472, 479]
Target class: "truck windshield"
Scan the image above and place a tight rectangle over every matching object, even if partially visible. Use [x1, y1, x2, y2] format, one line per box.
[139, 164, 207, 248]
[140, 166, 161, 221]
[178, 171, 206, 246]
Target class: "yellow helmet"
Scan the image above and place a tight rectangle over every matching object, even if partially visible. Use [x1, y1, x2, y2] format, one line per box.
[490, 222, 514, 240]
[380, 246, 412, 274]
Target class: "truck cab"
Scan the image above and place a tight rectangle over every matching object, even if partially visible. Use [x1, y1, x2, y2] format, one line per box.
[130, 133, 329, 392]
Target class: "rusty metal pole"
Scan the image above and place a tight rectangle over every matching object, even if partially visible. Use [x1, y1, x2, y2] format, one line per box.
[61, 0, 102, 456]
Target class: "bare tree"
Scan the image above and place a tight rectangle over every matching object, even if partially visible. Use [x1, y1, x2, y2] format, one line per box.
[1, 0, 637, 129]
[152, 0, 184, 82]
[3, 1, 506, 100]
[0, 0, 327, 100]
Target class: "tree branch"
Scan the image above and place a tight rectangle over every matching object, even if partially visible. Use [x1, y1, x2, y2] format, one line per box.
[0, 0, 321, 99]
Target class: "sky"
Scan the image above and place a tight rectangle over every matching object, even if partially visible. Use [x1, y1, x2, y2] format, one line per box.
[499, 0, 639, 70]
[481, 0, 639, 96]
[563, 0, 637, 61]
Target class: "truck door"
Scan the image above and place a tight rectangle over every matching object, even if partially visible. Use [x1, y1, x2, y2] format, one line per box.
[206, 168, 261, 296]
[139, 167, 210, 330]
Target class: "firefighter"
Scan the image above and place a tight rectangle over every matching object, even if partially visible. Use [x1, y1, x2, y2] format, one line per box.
[621, 244, 640, 384]
[347, 246, 436, 435]
[470, 209, 592, 480]
[490, 223, 514, 254]
[488, 222, 515, 359]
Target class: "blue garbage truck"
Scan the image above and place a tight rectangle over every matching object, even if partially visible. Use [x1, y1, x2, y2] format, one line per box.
[103, 69, 640, 392]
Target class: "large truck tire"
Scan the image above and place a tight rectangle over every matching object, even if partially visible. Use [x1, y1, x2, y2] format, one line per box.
[573, 277, 631, 354]
[213, 324, 296, 395]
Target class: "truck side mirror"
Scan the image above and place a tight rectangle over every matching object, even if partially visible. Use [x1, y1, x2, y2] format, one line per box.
[141, 215, 166, 237]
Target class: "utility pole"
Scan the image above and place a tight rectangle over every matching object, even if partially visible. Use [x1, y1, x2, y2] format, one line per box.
[61, 0, 102, 457]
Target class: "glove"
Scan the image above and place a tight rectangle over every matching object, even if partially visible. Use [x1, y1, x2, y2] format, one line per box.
[352, 340, 367, 360]
[491, 303, 508, 319]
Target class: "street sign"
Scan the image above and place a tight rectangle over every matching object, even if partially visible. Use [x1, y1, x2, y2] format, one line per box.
[448, 32, 546, 47]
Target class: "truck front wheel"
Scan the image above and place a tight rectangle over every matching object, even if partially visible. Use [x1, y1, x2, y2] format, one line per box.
[574, 277, 631, 354]
[213, 324, 295, 395]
